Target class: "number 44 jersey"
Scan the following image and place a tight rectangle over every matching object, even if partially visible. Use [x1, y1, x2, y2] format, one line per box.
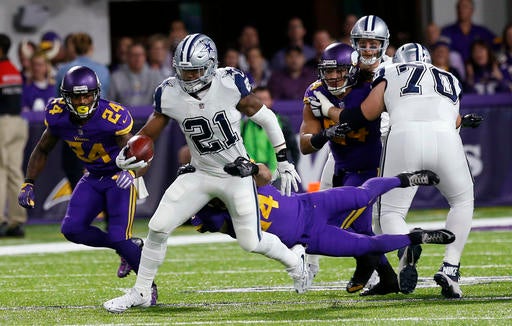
[155, 67, 252, 176]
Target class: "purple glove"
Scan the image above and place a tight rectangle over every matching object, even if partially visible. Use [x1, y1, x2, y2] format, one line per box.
[18, 182, 35, 208]
[112, 170, 135, 189]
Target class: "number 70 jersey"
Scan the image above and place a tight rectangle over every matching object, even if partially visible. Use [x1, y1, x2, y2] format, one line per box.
[155, 68, 252, 176]
[374, 62, 462, 126]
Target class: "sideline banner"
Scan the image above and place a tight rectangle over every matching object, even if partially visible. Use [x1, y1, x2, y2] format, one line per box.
[21, 94, 512, 221]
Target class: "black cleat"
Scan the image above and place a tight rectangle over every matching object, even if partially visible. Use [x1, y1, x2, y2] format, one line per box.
[434, 262, 462, 298]
[397, 244, 422, 294]
[397, 170, 440, 187]
[360, 279, 399, 296]
[409, 228, 456, 245]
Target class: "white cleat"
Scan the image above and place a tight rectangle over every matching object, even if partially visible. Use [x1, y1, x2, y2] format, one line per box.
[286, 244, 309, 293]
[103, 287, 152, 313]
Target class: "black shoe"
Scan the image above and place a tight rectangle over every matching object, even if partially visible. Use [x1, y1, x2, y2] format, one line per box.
[397, 244, 422, 294]
[5, 224, 25, 237]
[434, 262, 462, 298]
[346, 255, 379, 293]
[409, 228, 455, 245]
[397, 170, 440, 187]
[360, 279, 399, 296]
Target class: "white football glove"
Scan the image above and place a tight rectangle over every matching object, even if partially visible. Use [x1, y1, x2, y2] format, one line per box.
[273, 161, 302, 196]
[313, 91, 334, 117]
[115, 146, 148, 170]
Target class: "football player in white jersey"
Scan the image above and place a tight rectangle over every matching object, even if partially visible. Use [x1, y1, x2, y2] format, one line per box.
[336, 43, 480, 298]
[103, 33, 304, 313]
[312, 15, 396, 295]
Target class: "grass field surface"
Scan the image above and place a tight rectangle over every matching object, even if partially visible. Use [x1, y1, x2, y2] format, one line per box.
[0, 207, 511, 325]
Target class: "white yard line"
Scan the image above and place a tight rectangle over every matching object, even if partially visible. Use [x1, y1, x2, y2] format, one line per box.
[1, 218, 511, 256]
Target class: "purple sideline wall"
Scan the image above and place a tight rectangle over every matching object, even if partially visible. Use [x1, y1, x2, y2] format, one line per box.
[21, 94, 512, 222]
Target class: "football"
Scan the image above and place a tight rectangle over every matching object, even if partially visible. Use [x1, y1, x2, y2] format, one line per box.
[125, 135, 154, 163]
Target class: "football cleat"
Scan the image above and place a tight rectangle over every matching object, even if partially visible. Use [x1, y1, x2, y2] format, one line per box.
[434, 262, 462, 298]
[408, 228, 456, 245]
[117, 237, 144, 278]
[306, 262, 319, 288]
[360, 278, 399, 296]
[346, 255, 379, 293]
[397, 244, 422, 294]
[286, 244, 309, 293]
[397, 170, 440, 187]
[103, 287, 152, 313]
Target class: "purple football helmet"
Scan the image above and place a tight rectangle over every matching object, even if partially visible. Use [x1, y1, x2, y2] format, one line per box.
[60, 65, 101, 119]
[318, 43, 360, 96]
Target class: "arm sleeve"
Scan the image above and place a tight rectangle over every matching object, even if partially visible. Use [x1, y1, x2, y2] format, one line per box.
[248, 105, 286, 149]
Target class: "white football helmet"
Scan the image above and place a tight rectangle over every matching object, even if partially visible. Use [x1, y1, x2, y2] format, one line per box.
[173, 33, 218, 93]
[393, 43, 432, 64]
[350, 15, 390, 66]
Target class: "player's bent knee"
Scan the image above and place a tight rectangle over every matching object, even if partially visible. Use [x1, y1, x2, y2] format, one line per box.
[235, 227, 260, 252]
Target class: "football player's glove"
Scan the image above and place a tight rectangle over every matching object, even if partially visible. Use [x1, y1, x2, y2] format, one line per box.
[273, 149, 301, 196]
[224, 157, 259, 178]
[112, 170, 135, 189]
[461, 113, 483, 128]
[313, 91, 334, 117]
[177, 163, 196, 177]
[324, 122, 351, 140]
[115, 146, 148, 170]
[18, 182, 35, 208]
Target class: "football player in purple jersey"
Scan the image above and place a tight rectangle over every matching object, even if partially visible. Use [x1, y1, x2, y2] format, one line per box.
[190, 158, 455, 291]
[299, 42, 398, 295]
[17, 65, 157, 304]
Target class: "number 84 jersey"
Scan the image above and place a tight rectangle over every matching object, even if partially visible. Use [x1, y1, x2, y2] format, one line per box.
[155, 68, 251, 176]
[375, 62, 462, 126]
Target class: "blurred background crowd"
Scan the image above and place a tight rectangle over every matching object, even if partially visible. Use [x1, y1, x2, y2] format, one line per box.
[4, 0, 512, 114]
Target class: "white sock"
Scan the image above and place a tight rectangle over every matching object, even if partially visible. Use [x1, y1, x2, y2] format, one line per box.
[253, 231, 298, 268]
[134, 229, 168, 291]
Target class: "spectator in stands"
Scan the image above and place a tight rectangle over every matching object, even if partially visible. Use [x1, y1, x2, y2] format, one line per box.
[39, 31, 67, 77]
[385, 44, 397, 58]
[440, 0, 497, 63]
[245, 46, 272, 88]
[496, 23, 512, 92]
[430, 39, 464, 83]
[110, 36, 133, 73]
[306, 29, 335, 69]
[108, 42, 163, 107]
[56, 32, 110, 96]
[241, 86, 300, 173]
[147, 33, 172, 79]
[0, 33, 28, 237]
[17, 39, 36, 83]
[167, 19, 188, 76]
[465, 39, 508, 94]
[339, 14, 358, 45]
[22, 50, 56, 112]
[237, 25, 267, 72]
[222, 47, 241, 69]
[267, 45, 317, 101]
[270, 17, 316, 71]
[425, 22, 466, 80]
[63, 33, 77, 63]
[55, 32, 111, 189]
